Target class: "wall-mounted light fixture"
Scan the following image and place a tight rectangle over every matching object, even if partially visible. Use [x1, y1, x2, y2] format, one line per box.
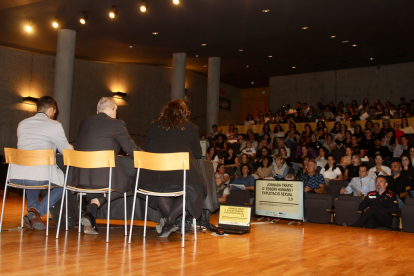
[22, 96, 39, 105]
[113, 92, 127, 99]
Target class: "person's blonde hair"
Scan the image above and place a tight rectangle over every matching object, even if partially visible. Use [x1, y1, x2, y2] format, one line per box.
[155, 99, 190, 130]
[352, 154, 362, 165]
[274, 154, 285, 163]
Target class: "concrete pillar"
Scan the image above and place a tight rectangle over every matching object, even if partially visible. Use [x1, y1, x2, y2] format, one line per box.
[53, 29, 76, 136]
[171, 53, 187, 101]
[206, 57, 221, 134]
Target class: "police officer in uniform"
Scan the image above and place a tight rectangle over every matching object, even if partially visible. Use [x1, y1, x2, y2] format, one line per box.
[353, 176, 399, 229]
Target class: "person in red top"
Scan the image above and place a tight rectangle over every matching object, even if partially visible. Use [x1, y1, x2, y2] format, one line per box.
[393, 121, 405, 143]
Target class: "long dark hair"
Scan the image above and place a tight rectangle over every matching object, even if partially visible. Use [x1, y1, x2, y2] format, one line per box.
[324, 154, 338, 171]
[261, 156, 272, 169]
[262, 123, 271, 133]
[273, 124, 284, 133]
[207, 146, 217, 160]
[155, 99, 190, 130]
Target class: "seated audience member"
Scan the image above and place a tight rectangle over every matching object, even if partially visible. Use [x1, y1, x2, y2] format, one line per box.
[214, 135, 227, 152]
[254, 146, 271, 170]
[315, 147, 328, 168]
[301, 124, 313, 141]
[253, 156, 273, 179]
[273, 124, 285, 138]
[241, 141, 257, 158]
[255, 111, 264, 123]
[372, 123, 385, 141]
[319, 155, 343, 183]
[330, 122, 342, 135]
[333, 124, 347, 143]
[348, 119, 356, 134]
[260, 123, 273, 136]
[232, 164, 255, 191]
[241, 132, 258, 150]
[206, 146, 219, 171]
[323, 134, 337, 152]
[215, 173, 229, 203]
[245, 114, 255, 125]
[271, 155, 289, 180]
[351, 176, 398, 229]
[382, 108, 391, 119]
[221, 146, 239, 169]
[316, 121, 328, 135]
[279, 147, 293, 167]
[385, 162, 412, 207]
[9, 96, 73, 230]
[401, 117, 414, 134]
[213, 127, 227, 142]
[235, 153, 253, 178]
[225, 124, 235, 138]
[340, 146, 353, 168]
[257, 115, 266, 125]
[216, 164, 230, 184]
[360, 128, 375, 152]
[365, 120, 374, 130]
[341, 164, 375, 196]
[275, 110, 286, 123]
[353, 124, 364, 141]
[296, 155, 311, 179]
[308, 132, 322, 152]
[273, 138, 290, 156]
[322, 106, 334, 120]
[344, 154, 362, 180]
[340, 131, 352, 148]
[284, 127, 300, 149]
[350, 135, 365, 157]
[381, 119, 394, 134]
[393, 135, 410, 158]
[382, 130, 396, 152]
[368, 154, 391, 179]
[393, 121, 405, 143]
[295, 145, 317, 164]
[409, 147, 414, 166]
[300, 160, 325, 221]
[72, 97, 141, 234]
[259, 132, 273, 152]
[366, 137, 391, 159]
[401, 155, 414, 180]
[210, 124, 219, 138]
[265, 111, 274, 123]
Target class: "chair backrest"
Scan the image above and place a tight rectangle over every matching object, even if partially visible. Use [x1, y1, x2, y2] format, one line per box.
[4, 147, 55, 166]
[337, 195, 363, 204]
[329, 180, 349, 187]
[62, 149, 115, 168]
[133, 151, 189, 171]
[405, 197, 414, 206]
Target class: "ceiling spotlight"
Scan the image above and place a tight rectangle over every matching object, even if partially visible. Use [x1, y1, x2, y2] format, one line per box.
[341, 40, 349, 43]
[80, 12, 88, 24]
[129, 45, 133, 48]
[239, 49, 243, 52]
[251, 82, 254, 84]
[370, 58, 374, 60]
[52, 17, 59, 28]
[203, 65, 207, 67]
[152, 32, 158, 35]
[330, 36, 336, 38]
[201, 44, 207, 46]
[173, 0, 179, 4]
[352, 44, 357, 47]
[268, 55, 273, 58]
[292, 66, 296, 69]
[262, 9, 270, 12]
[25, 21, 32, 32]
[246, 65, 249, 68]
[140, 0, 148, 12]
[302, 27, 308, 30]
[195, 55, 199, 57]
[109, 6, 118, 18]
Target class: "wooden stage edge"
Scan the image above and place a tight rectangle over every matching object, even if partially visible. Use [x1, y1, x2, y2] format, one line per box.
[1, 192, 414, 275]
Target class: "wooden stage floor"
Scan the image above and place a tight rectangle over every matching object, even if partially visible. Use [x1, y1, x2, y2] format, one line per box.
[1, 192, 414, 275]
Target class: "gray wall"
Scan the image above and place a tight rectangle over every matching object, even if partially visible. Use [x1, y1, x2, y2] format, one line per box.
[0, 46, 241, 151]
[269, 62, 414, 110]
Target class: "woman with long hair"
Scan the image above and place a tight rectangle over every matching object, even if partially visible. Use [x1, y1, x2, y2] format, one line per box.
[320, 155, 343, 182]
[368, 154, 391, 179]
[273, 124, 285, 138]
[142, 99, 206, 237]
[206, 146, 219, 171]
[354, 124, 363, 141]
[271, 155, 289, 180]
[226, 124, 235, 137]
[234, 153, 253, 178]
[315, 147, 328, 168]
[296, 155, 311, 179]
[220, 146, 239, 169]
[401, 117, 414, 134]
[344, 154, 361, 180]
[323, 134, 337, 152]
[330, 121, 341, 134]
[302, 124, 313, 141]
[340, 146, 353, 167]
[401, 155, 414, 179]
[261, 123, 273, 136]
[245, 114, 255, 125]
[253, 156, 273, 179]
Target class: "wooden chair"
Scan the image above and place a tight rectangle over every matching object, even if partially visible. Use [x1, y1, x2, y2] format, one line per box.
[1, 148, 55, 236]
[55, 149, 127, 243]
[128, 151, 196, 248]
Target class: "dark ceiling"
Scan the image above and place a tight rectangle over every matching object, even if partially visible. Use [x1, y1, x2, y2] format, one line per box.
[0, 0, 413, 89]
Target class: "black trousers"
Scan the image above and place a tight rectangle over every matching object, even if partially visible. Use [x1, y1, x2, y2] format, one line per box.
[353, 205, 393, 229]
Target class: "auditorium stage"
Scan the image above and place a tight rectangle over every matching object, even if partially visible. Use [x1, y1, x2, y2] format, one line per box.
[1, 192, 414, 275]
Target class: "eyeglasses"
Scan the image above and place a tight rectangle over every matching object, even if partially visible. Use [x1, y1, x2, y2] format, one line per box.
[375, 158, 382, 161]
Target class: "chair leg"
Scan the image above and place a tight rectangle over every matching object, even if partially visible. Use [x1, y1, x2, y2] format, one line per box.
[56, 186, 67, 239]
[128, 189, 139, 244]
[65, 190, 68, 231]
[78, 193, 82, 233]
[193, 217, 197, 241]
[107, 190, 112, 243]
[21, 189, 26, 229]
[0, 184, 8, 233]
[143, 195, 148, 238]
[124, 193, 127, 236]
[182, 195, 186, 248]
[46, 187, 51, 237]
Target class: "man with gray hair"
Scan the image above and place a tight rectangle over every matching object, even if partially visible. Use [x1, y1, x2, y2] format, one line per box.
[71, 97, 141, 234]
